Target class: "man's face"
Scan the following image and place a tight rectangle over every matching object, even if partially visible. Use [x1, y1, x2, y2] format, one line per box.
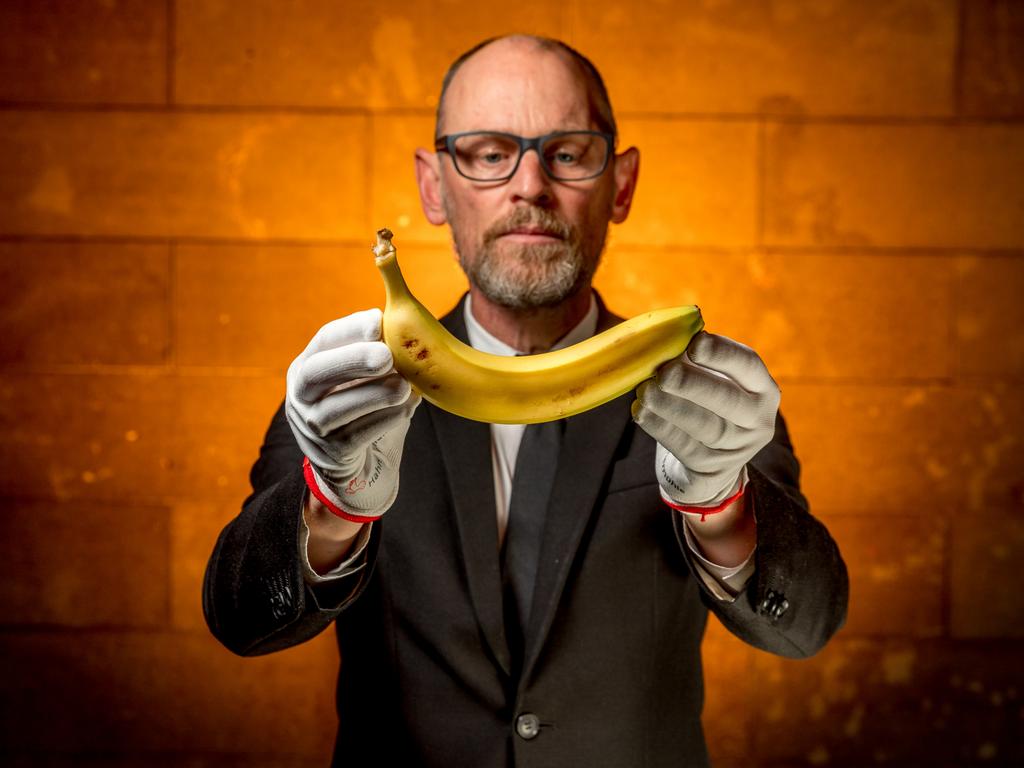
[432, 42, 624, 309]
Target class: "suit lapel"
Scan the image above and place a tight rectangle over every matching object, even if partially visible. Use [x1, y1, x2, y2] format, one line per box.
[430, 298, 511, 676]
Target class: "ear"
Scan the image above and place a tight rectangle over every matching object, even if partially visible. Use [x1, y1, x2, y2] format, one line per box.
[609, 146, 639, 224]
[414, 148, 448, 226]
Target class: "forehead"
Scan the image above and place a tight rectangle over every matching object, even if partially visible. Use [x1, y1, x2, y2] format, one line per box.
[441, 42, 594, 135]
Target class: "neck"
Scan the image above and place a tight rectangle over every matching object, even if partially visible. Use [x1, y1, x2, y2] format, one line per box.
[468, 285, 592, 354]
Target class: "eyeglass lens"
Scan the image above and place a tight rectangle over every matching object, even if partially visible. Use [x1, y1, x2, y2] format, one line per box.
[452, 133, 608, 181]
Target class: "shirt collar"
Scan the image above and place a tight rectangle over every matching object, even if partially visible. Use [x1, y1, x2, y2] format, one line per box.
[464, 292, 599, 356]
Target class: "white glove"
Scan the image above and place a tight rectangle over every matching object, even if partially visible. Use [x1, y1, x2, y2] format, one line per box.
[286, 308, 420, 519]
[632, 331, 780, 508]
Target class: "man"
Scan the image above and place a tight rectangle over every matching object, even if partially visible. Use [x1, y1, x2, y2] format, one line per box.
[204, 35, 847, 767]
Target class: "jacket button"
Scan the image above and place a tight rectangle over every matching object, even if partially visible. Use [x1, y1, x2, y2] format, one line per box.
[757, 588, 789, 623]
[515, 713, 541, 740]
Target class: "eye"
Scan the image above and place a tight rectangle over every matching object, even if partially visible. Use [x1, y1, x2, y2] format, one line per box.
[480, 150, 508, 165]
[456, 135, 517, 166]
[545, 140, 586, 166]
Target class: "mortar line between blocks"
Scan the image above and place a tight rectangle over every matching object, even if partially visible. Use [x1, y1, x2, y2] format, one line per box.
[166, 0, 176, 106]
[167, 240, 177, 370]
[953, 0, 967, 117]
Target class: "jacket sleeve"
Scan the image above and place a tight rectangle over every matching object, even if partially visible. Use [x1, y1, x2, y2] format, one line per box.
[202, 401, 379, 656]
[674, 411, 849, 659]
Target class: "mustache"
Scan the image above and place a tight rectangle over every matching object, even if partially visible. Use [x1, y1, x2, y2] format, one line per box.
[481, 209, 574, 244]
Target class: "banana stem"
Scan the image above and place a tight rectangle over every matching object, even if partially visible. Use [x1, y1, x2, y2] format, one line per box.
[371, 227, 410, 304]
[373, 228, 396, 260]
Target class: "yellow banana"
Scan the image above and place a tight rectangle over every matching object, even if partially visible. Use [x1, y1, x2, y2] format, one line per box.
[372, 228, 703, 425]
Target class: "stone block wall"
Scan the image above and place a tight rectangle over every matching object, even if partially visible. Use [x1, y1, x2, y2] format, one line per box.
[1, 1, 1021, 765]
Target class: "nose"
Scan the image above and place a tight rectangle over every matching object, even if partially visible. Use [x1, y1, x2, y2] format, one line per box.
[509, 148, 552, 205]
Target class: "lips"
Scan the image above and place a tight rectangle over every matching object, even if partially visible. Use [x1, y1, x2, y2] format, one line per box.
[482, 210, 573, 245]
[501, 227, 564, 239]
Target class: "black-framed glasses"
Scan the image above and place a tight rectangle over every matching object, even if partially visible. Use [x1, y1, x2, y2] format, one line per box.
[434, 130, 614, 182]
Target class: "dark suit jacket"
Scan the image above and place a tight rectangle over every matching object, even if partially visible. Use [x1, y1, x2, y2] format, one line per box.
[203, 296, 848, 767]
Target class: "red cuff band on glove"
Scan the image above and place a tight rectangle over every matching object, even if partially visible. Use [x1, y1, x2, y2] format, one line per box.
[302, 456, 382, 524]
[661, 482, 747, 522]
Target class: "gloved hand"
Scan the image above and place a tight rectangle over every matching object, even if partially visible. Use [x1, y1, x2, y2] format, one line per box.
[286, 308, 420, 520]
[631, 331, 780, 509]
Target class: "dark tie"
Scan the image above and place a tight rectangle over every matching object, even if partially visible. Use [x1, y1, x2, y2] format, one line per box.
[502, 418, 565, 664]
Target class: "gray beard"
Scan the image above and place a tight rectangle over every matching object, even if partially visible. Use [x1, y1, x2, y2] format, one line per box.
[447, 204, 604, 309]
[461, 241, 590, 309]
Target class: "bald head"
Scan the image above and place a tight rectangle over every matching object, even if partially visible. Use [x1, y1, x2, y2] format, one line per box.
[435, 35, 617, 140]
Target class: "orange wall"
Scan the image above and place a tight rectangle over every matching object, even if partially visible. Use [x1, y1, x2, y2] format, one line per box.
[1, 1, 1022, 765]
